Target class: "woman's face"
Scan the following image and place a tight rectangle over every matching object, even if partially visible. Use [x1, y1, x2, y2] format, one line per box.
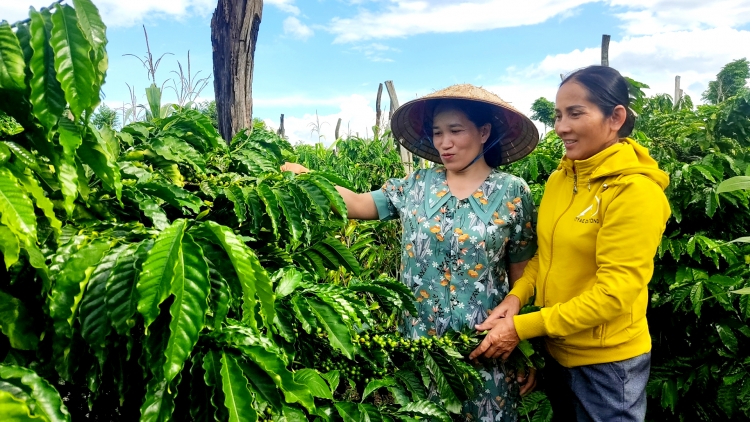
[554, 81, 625, 161]
[432, 108, 491, 172]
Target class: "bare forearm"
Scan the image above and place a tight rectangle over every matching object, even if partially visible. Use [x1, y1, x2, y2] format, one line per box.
[335, 186, 379, 220]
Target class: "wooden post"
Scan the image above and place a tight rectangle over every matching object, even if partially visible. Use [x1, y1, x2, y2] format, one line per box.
[211, 0, 263, 144]
[601, 34, 610, 67]
[674, 76, 681, 108]
[335, 118, 342, 140]
[384, 80, 413, 174]
[375, 83, 383, 128]
[277, 114, 285, 137]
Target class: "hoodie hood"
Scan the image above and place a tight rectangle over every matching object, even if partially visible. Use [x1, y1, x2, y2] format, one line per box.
[560, 138, 669, 190]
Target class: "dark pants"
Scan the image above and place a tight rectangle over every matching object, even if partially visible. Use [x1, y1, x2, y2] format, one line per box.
[544, 352, 651, 422]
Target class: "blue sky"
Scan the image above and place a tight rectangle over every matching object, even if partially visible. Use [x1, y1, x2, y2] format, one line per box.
[3, 0, 750, 143]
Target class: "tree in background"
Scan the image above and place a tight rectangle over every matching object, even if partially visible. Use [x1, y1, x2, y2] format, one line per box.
[196, 99, 218, 129]
[91, 103, 119, 129]
[530, 97, 556, 133]
[702, 58, 750, 104]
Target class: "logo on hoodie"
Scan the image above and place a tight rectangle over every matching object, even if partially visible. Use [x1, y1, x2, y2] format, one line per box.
[575, 196, 601, 224]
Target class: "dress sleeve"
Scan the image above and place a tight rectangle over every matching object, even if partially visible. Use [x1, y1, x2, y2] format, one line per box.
[508, 178, 538, 263]
[369, 170, 420, 221]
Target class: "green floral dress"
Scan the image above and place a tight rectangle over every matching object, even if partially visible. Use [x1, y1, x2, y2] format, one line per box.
[370, 166, 538, 422]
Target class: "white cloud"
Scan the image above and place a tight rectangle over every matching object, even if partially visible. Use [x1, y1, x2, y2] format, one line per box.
[351, 43, 399, 62]
[283, 16, 314, 40]
[328, 0, 598, 43]
[1, 0, 215, 27]
[610, 0, 750, 35]
[262, 94, 378, 145]
[265, 0, 300, 15]
[527, 27, 750, 101]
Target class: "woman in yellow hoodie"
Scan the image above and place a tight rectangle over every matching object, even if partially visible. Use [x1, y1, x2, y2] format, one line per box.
[468, 66, 671, 421]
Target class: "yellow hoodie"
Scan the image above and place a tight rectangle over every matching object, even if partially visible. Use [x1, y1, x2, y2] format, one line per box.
[509, 138, 670, 368]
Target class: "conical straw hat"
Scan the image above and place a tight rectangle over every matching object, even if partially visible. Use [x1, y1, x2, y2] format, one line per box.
[391, 84, 539, 165]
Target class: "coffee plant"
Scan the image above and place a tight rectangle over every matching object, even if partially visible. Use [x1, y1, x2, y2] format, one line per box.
[0, 1, 500, 421]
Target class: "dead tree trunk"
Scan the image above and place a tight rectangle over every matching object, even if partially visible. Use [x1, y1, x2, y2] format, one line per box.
[601, 34, 610, 67]
[211, 0, 263, 143]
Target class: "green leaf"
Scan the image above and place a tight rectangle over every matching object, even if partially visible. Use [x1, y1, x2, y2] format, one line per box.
[0, 390, 39, 422]
[224, 185, 247, 224]
[290, 294, 316, 334]
[163, 232, 210, 384]
[257, 183, 281, 239]
[71, 0, 107, 85]
[139, 377, 177, 422]
[296, 179, 330, 217]
[394, 370, 426, 401]
[137, 219, 187, 330]
[242, 345, 315, 412]
[275, 268, 304, 298]
[372, 279, 418, 317]
[717, 324, 739, 354]
[151, 136, 206, 173]
[0, 167, 37, 245]
[48, 239, 112, 377]
[79, 128, 122, 200]
[146, 83, 162, 120]
[396, 401, 451, 422]
[139, 181, 202, 214]
[50, 4, 97, 120]
[361, 377, 396, 402]
[320, 370, 340, 395]
[705, 190, 719, 218]
[334, 402, 362, 422]
[124, 187, 169, 230]
[56, 118, 81, 216]
[196, 221, 275, 330]
[282, 406, 308, 422]
[728, 236, 750, 244]
[273, 187, 304, 242]
[79, 244, 129, 347]
[238, 359, 283, 411]
[6, 164, 61, 234]
[0, 21, 26, 91]
[106, 239, 153, 334]
[717, 176, 750, 193]
[309, 174, 347, 217]
[0, 291, 39, 350]
[189, 353, 214, 422]
[220, 352, 257, 422]
[206, 255, 231, 330]
[294, 369, 332, 400]
[730, 287, 750, 295]
[202, 350, 229, 422]
[306, 297, 355, 359]
[318, 238, 361, 275]
[423, 350, 461, 413]
[0, 226, 20, 269]
[0, 364, 71, 422]
[690, 282, 704, 318]
[28, 8, 65, 130]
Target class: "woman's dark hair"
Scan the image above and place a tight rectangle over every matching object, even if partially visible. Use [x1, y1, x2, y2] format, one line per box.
[423, 99, 506, 167]
[561, 65, 635, 138]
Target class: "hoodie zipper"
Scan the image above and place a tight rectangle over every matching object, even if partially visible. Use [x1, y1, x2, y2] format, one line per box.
[541, 165, 578, 306]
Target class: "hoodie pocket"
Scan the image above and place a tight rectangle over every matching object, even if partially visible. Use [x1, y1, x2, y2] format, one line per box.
[593, 324, 603, 339]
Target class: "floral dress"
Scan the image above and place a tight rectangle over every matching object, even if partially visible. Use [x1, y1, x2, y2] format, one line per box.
[370, 166, 538, 422]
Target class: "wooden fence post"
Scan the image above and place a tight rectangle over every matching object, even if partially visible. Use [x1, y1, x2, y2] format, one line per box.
[601, 34, 611, 67]
[674, 76, 682, 109]
[384, 80, 413, 174]
[277, 114, 285, 137]
[375, 83, 383, 129]
[335, 118, 342, 140]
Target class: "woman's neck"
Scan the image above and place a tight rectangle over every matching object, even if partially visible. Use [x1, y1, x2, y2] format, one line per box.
[445, 160, 493, 199]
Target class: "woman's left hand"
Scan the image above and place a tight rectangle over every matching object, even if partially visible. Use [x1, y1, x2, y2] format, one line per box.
[468, 316, 520, 360]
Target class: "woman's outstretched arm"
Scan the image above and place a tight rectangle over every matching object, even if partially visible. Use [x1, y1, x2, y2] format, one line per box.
[281, 162, 379, 220]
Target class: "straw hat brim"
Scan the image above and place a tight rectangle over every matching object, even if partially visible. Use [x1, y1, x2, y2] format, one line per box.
[391, 84, 540, 166]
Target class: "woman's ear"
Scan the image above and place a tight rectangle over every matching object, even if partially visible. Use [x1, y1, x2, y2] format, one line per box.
[480, 123, 492, 144]
[610, 105, 627, 133]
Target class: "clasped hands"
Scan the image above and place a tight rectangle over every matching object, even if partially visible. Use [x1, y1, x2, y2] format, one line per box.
[469, 294, 536, 395]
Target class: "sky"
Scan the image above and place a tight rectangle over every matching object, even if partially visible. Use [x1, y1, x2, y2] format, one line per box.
[2, 0, 750, 144]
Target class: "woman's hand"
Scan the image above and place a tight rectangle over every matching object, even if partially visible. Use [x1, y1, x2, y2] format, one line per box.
[280, 162, 309, 174]
[517, 368, 537, 396]
[478, 295, 521, 329]
[468, 314, 520, 361]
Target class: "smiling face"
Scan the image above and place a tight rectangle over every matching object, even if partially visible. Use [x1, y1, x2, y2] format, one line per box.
[554, 81, 626, 161]
[431, 107, 491, 172]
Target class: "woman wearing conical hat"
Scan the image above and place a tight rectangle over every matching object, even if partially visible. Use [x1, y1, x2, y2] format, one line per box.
[283, 84, 540, 421]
